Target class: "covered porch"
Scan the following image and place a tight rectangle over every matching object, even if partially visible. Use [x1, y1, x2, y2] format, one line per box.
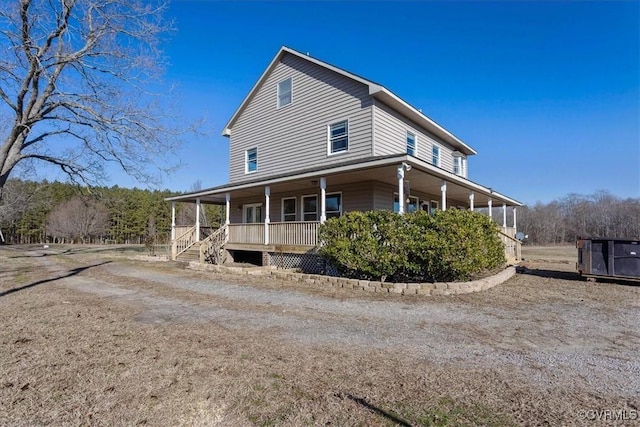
[167, 154, 523, 266]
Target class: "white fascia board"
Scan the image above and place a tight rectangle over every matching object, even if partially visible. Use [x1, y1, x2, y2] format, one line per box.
[221, 47, 289, 136]
[407, 157, 522, 206]
[166, 155, 410, 202]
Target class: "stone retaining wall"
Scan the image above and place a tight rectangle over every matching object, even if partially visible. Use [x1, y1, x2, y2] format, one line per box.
[186, 262, 516, 296]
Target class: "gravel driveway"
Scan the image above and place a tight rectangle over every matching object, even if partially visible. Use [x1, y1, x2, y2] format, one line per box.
[2, 245, 639, 426]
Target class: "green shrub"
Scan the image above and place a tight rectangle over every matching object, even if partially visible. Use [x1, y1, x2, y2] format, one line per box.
[318, 209, 505, 282]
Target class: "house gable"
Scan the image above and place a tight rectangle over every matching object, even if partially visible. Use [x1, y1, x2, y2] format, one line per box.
[224, 46, 478, 184]
[227, 50, 374, 183]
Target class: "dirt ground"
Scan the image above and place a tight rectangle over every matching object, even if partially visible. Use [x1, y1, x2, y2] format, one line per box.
[1, 244, 638, 426]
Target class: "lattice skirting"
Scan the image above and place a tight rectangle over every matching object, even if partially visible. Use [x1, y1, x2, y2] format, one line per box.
[266, 252, 338, 275]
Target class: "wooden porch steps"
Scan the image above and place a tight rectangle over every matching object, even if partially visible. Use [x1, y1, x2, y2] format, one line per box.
[176, 246, 201, 263]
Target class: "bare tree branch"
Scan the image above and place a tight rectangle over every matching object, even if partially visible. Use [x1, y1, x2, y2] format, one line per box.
[0, 0, 197, 192]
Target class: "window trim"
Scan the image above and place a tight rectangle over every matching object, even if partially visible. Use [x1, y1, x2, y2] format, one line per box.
[429, 200, 440, 215]
[277, 77, 292, 109]
[245, 147, 258, 174]
[281, 197, 297, 222]
[393, 193, 419, 213]
[243, 203, 264, 224]
[327, 119, 349, 155]
[432, 144, 441, 167]
[325, 192, 342, 218]
[453, 154, 467, 177]
[406, 131, 417, 157]
[301, 194, 318, 222]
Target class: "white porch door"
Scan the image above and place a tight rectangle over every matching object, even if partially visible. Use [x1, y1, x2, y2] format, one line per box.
[244, 204, 263, 223]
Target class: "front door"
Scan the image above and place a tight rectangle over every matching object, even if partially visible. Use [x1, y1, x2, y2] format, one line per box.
[244, 204, 263, 223]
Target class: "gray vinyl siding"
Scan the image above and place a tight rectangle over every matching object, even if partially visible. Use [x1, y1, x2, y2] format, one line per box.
[229, 53, 373, 183]
[372, 181, 455, 211]
[373, 100, 458, 174]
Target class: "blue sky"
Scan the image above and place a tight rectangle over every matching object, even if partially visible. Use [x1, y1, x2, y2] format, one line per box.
[145, 1, 638, 204]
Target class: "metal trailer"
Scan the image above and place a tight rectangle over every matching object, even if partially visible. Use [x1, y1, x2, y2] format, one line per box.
[577, 237, 640, 282]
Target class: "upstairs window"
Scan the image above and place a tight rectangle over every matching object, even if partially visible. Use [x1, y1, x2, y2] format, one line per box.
[277, 77, 292, 108]
[453, 155, 467, 177]
[432, 145, 440, 167]
[329, 120, 348, 154]
[406, 132, 416, 156]
[453, 156, 461, 175]
[246, 147, 257, 173]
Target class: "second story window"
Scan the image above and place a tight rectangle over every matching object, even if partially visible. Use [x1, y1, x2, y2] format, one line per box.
[432, 145, 440, 167]
[246, 147, 257, 173]
[406, 132, 416, 156]
[329, 120, 348, 154]
[277, 77, 292, 108]
[453, 154, 467, 177]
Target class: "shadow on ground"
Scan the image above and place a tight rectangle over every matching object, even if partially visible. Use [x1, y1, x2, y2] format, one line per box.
[0, 261, 111, 297]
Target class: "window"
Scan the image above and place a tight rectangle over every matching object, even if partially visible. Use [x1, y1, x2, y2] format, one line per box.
[277, 77, 292, 108]
[282, 198, 296, 222]
[246, 147, 257, 173]
[453, 156, 461, 175]
[429, 200, 439, 215]
[393, 193, 419, 213]
[453, 155, 467, 177]
[406, 132, 416, 156]
[326, 193, 342, 219]
[243, 204, 263, 223]
[329, 120, 348, 154]
[302, 195, 317, 221]
[432, 145, 440, 167]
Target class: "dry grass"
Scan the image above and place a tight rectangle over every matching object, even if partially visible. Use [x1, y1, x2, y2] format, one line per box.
[1, 244, 638, 426]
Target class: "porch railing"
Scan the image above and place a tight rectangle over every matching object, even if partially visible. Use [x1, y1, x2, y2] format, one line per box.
[171, 225, 196, 260]
[227, 222, 320, 247]
[228, 223, 265, 244]
[200, 225, 228, 264]
[269, 221, 320, 246]
[498, 226, 521, 263]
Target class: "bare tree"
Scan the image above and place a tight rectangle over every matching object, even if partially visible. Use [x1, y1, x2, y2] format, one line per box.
[47, 196, 109, 243]
[0, 0, 192, 197]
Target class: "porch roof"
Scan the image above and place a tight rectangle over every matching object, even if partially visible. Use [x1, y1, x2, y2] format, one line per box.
[166, 154, 522, 208]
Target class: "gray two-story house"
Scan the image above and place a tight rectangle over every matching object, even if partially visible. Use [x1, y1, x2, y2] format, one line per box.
[167, 46, 522, 269]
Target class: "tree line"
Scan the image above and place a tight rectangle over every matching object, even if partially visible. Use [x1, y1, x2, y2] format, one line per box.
[0, 180, 223, 245]
[516, 191, 640, 245]
[1, 182, 637, 246]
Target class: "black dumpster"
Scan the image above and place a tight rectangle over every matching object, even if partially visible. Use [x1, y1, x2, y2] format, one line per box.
[577, 237, 640, 281]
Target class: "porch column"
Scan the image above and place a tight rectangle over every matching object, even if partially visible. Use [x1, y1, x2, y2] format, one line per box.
[195, 198, 201, 241]
[320, 177, 327, 223]
[502, 203, 507, 228]
[488, 199, 493, 219]
[441, 180, 447, 211]
[264, 186, 270, 245]
[170, 202, 176, 240]
[513, 207, 517, 230]
[225, 193, 230, 225]
[397, 164, 405, 214]
[469, 191, 475, 212]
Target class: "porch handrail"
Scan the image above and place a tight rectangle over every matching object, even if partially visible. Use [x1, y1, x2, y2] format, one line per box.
[200, 225, 228, 264]
[497, 227, 522, 263]
[171, 225, 197, 260]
